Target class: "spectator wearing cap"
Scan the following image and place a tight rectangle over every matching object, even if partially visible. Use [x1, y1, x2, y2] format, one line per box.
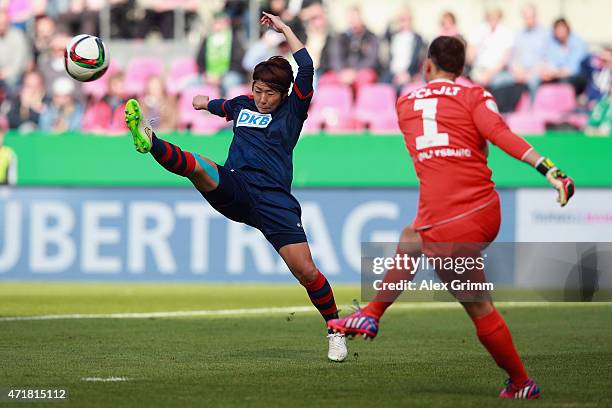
[381, 7, 426, 91]
[320, 6, 379, 90]
[541, 18, 589, 95]
[0, 9, 31, 95]
[6, 70, 47, 132]
[196, 12, 245, 96]
[0, 116, 17, 185]
[39, 77, 84, 133]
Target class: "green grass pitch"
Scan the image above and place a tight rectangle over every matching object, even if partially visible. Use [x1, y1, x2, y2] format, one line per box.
[1, 283, 611, 407]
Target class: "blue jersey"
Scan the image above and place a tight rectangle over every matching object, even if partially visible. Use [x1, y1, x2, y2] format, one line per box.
[208, 48, 314, 192]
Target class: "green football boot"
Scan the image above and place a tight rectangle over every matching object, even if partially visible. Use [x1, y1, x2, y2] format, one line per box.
[124, 98, 153, 153]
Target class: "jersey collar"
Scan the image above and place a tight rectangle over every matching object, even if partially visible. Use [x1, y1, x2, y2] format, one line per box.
[428, 79, 455, 84]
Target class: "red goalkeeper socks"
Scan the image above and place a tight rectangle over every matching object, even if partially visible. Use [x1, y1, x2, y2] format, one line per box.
[472, 308, 529, 386]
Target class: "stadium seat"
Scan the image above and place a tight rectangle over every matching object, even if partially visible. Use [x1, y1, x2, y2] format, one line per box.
[226, 84, 252, 99]
[191, 111, 226, 134]
[167, 57, 199, 95]
[123, 57, 165, 96]
[307, 84, 358, 133]
[514, 92, 531, 113]
[531, 83, 576, 122]
[179, 85, 221, 128]
[369, 114, 401, 135]
[505, 113, 546, 135]
[355, 84, 397, 128]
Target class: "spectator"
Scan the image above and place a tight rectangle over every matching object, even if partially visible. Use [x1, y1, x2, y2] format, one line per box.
[6, 0, 33, 32]
[31, 15, 57, 67]
[82, 71, 127, 133]
[0, 115, 17, 185]
[0, 9, 31, 95]
[39, 77, 84, 133]
[38, 32, 82, 99]
[507, 4, 549, 99]
[466, 8, 513, 88]
[263, 0, 306, 42]
[381, 8, 426, 91]
[141, 75, 178, 131]
[321, 6, 379, 89]
[540, 18, 589, 95]
[196, 12, 245, 96]
[585, 83, 611, 136]
[438, 11, 460, 38]
[6, 70, 46, 132]
[135, 0, 198, 39]
[584, 45, 612, 105]
[242, 29, 292, 73]
[300, 2, 334, 80]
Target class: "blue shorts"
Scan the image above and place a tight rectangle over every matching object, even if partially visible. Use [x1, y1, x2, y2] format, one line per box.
[199, 165, 307, 251]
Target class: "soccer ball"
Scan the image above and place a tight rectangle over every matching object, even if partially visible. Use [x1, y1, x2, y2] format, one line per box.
[64, 34, 109, 82]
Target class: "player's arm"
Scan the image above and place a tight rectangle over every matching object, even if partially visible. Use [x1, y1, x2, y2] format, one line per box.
[262, 12, 314, 114]
[193, 95, 234, 122]
[472, 91, 575, 207]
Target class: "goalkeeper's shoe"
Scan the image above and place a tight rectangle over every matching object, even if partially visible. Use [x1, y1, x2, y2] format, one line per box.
[498, 378, 541, 400]
[327, 309, 379, 339]
[124, 98, 153, 153]
[327, 332, 348, 362]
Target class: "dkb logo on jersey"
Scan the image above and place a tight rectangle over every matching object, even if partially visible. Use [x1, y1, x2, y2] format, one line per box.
[236, 109, 273, 128]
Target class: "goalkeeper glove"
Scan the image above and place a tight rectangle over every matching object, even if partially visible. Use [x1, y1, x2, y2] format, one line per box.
[536, 157, 575, 206]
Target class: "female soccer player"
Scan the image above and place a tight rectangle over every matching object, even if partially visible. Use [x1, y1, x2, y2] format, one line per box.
[124, 12, 347, 362]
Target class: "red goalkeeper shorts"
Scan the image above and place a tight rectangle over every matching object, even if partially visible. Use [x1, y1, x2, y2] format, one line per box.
[418, 196, 501, 244]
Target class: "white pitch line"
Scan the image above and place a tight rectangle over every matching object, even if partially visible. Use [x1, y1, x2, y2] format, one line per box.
[81, 377, 128, 382]
[0, 302, 609, 322]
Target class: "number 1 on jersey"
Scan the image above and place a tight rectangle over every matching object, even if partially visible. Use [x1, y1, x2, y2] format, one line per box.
[414, 98, 449, 150]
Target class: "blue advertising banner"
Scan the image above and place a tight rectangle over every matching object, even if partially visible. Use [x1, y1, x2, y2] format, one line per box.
[0, 187, 515, 282]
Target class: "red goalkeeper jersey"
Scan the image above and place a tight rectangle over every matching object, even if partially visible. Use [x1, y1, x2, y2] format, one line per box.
[396, 79, 533, 230]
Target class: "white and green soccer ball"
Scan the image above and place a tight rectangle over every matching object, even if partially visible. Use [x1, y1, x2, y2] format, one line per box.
[64, 34, 110, 82]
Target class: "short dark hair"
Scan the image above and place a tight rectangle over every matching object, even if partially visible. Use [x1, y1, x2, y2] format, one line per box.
[427, 36, 465, 77]
[253, 56, 293, 94]
[553, 17, 570, 32]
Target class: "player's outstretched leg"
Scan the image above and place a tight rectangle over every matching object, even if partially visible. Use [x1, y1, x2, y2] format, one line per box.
[125, 98, 219, 191]
[327, 226, 422, 339]
[278, 242, 347, 362]
[464, 302, 540, 399]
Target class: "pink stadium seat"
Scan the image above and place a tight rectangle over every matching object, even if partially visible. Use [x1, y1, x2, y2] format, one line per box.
[191, 112, 226, 134]
[226, 84, 252, 99]
[531, 83, 576, 122]
[514, 92, 531, 113]
[307, 84, 356, 132]
[167, 57, 199, 95]
[179, 85, 221, 128]
[355, 84, 397, 127]
[123, 57, 165, 96]
[369, 114, 401, 135]
[505, 113, 546, 135]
